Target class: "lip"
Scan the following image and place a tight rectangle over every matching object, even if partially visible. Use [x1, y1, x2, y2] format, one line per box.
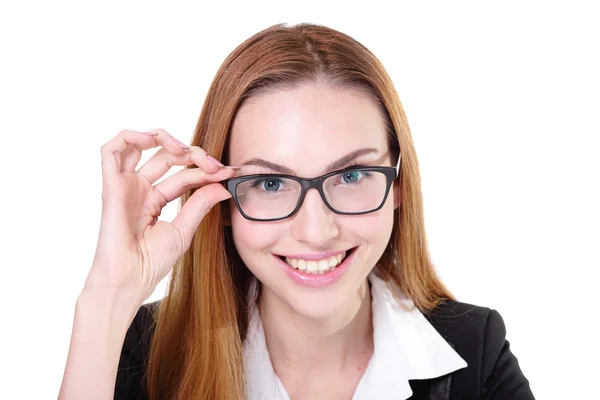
[274, 247, 357, 288]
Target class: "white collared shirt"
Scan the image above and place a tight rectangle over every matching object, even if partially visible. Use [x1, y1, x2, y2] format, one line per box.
[243, 271, 468, 399]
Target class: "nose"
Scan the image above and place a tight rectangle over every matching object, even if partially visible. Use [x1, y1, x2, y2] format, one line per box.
[290, 188, 339, 247]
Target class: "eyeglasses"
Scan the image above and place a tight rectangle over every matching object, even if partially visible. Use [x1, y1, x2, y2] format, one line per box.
[223, 152, 401, 222]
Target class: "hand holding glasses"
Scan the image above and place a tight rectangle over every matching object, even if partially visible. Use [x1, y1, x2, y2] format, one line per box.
[85, 129, 238, 305]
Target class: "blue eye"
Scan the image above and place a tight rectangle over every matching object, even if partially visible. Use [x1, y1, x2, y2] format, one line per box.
[246, 177, 292, 195]
[342, 171, 360, 183]
[263, 179, 281, 191]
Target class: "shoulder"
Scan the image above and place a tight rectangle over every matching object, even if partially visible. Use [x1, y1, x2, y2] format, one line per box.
[424, 299, 498, 350]
[114, 300, 161, 400]
[422, 300, 534, 399]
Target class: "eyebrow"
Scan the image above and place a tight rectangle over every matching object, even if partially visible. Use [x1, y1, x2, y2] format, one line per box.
[238, 148, 380, 175]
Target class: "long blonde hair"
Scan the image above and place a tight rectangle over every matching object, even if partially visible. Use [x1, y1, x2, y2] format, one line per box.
[145, 23, 453, 400]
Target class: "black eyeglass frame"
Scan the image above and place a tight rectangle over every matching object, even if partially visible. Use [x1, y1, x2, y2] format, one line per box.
[223, 153, 401, 222]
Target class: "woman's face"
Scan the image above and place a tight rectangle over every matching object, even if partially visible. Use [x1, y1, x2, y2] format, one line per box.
[227, 82, 399, 320]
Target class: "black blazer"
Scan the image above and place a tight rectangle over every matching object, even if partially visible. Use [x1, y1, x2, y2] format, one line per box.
[115, 300, 535, 399]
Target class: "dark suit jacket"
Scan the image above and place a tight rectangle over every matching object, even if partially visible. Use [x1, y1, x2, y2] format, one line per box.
[115, 299, 535, 399]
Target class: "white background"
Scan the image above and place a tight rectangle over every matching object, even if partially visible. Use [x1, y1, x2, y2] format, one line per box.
[1, 1, 598, 398]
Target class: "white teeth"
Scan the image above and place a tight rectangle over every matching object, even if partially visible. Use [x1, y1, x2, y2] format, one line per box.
[283, 251, 350, 274]
[317, 259, 329, 271]
[298, 259, 307, 271]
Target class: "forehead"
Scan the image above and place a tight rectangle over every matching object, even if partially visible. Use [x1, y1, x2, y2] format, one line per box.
[228, 83, 388, 174]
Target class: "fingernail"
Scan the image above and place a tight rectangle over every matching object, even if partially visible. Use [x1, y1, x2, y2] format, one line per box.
[171, 136, 189, 150]
[207, 155, 225, 167]
[140, 131, 159, 136]
[224, 165, 241, 170]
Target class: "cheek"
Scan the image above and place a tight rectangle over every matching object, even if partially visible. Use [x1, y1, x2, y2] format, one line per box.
[346, 197, 395, 245]
[230, 207, 282, 257]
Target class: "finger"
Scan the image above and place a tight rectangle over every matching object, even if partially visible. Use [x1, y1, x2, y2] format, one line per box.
[101, 130, 157, 177]
[101, 129, 190, 177]
[152, 166, 236, 206]
[136, 145, 227, 185]
[170, 183, 232, 247]
[187, 146, 231, 175]
[121, 128, 191, 172]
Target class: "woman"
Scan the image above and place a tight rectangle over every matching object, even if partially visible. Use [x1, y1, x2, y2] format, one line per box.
[59, 23, 534, 399]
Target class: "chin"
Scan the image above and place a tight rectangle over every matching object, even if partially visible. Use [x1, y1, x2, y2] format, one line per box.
[278, 287, 354, 321]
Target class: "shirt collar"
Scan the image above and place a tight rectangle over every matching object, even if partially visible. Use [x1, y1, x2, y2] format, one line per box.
[243, 271, 468, 400]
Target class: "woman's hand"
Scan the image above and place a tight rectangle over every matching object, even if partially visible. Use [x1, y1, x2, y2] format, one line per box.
[84, 128, 236, 304]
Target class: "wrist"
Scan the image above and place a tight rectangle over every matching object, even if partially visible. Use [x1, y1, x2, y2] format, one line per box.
[76, 286, 143, 331]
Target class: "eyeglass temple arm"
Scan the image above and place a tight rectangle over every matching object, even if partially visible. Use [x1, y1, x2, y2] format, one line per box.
[394, 152, 401, 175]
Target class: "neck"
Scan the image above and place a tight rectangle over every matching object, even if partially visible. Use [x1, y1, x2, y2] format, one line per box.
[259, 279, 373, 374]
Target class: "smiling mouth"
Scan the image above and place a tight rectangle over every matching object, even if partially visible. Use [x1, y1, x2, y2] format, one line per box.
[277, 247, 357, 275]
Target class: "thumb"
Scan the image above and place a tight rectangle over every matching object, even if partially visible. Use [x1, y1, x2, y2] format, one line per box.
[170, 183, 232, 246]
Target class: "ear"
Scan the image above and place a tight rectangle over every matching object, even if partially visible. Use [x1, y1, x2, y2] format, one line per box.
[393, 179, 401, 210]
